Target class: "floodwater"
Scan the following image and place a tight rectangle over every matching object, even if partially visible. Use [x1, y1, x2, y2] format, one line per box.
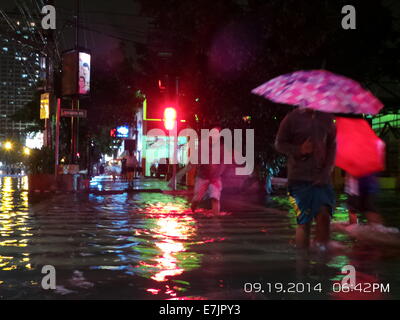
[0, 176, 399, 300]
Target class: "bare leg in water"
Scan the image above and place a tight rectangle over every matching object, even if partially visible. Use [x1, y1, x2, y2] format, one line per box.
[127, 171, 134, 188]
[191, 201, 199, 213]
[315, 206, 331, 246]
[211, 198, 220, 215]
[366, 211, 384, 225]
[296, 206, 331, 250]
[349, 209, 358, 225]
[296, 222, 311, 249]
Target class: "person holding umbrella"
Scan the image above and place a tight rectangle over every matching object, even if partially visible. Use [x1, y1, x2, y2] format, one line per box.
[345, 173, 382, 225]
[275, 108, 336, 250]
[337, 117, 398, 234]
[252, 69, 385, 250]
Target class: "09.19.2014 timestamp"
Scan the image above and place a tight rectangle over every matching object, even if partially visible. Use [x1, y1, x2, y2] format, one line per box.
[244, 282, 323, 294]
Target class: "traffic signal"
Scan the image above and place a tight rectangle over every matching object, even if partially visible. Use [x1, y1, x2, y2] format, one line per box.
[158, 75, 168, 91]
[158, 79, 166, 91]
[163, 107, 177, 131]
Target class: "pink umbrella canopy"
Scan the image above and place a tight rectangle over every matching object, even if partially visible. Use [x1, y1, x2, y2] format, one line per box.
[252, 70, 383, 114]
[335, 117, 385, 177]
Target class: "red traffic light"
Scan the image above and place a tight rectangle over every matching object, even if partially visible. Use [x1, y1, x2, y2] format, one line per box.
[158, 79, 166, 90]
[164, 107, 177, 130]
[158, 75, 169, 91]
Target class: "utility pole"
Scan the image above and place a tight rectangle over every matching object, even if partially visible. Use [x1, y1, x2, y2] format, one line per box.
[71, 0, 79, 164]
[44, 0, 56, 149]
[55, 98, 60, 176]
[171, 77, 179, 190]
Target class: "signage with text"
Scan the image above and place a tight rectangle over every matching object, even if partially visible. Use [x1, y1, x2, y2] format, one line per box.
[61, 109, 87, 118]
[40, 93, 50, 119]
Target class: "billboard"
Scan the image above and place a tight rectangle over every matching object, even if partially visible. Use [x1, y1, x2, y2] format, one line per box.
[110, 126, 131, 138]
[79, 52, 91, 95]
[61, 50, 91, 96]
[40, 93, 50, 119]
[116, 125, 130, 138]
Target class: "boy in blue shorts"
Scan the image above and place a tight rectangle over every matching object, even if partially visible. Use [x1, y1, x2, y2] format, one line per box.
[275, 108, 336, 250]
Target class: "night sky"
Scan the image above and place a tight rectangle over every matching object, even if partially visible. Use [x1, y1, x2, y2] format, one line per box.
[2, 0, 400, 63]
[1, 0, 150, 60]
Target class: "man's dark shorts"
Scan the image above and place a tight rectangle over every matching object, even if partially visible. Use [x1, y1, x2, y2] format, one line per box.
[288, 181, 335, 225]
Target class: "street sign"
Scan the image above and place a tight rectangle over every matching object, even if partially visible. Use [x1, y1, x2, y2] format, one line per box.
[116, 125, 130, 138]
[61, 109, 87, 118]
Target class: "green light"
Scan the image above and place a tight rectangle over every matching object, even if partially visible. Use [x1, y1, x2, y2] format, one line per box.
[372, 114, 400, 131]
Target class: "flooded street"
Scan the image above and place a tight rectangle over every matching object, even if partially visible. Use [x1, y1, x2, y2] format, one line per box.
[1, 176, 400, 300]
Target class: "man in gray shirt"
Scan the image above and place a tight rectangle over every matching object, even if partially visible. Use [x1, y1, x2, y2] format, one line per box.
[275, 108, 336, 250]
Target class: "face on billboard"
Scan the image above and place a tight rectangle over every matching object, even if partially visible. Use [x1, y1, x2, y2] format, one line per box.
[79, 52, 91, 95]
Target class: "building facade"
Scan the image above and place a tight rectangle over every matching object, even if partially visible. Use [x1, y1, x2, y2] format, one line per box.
[0, 18, 42, 141]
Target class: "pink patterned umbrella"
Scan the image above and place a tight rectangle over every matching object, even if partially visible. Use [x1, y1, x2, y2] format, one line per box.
[252, 70, 383, 114]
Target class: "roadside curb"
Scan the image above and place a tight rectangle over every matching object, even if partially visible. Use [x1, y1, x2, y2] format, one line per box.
[90, 188, 164, 195]
[27, 189, 90, 194]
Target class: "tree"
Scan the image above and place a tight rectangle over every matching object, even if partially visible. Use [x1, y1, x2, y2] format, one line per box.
[11, 90, 44, 135]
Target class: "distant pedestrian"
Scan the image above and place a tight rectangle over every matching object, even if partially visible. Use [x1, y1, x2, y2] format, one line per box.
[345, 173, 398, 232]
[109, 161, 119, 182]
[265, 167, 274, 195]
[99, 164, 105, 175]
[121, 158, 127, 181]
[122, 150, 138, 188]
[275, 108, 336, 250]
[345, 173, 383, 225]
[338, 172, 399, 241]
[150, 162, 157, 177]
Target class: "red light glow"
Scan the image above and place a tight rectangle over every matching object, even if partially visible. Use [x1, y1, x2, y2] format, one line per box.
[164, 107, 177, 131]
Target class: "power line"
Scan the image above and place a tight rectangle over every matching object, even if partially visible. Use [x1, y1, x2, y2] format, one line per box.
[81, 0, 88, 48]
[82, 21, 147, 37]
[57, 7, 144, 18]
[54, 14, 148, 38]
[78, 24, 144, 44]
[15, 0, 44, 46]
[0, 10, 46, 53]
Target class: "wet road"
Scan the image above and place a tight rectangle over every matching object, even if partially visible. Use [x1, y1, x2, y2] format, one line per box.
[1, 176, 400, 300]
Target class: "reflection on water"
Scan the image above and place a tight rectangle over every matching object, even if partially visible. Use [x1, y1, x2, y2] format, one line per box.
[134, 202, 202, 298]
[0, 182, 208, 299]
[0, 176, 31, 273]
[0, 177, 399, 299]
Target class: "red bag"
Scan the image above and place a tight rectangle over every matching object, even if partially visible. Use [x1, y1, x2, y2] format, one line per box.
[335, 117, 385, 177]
